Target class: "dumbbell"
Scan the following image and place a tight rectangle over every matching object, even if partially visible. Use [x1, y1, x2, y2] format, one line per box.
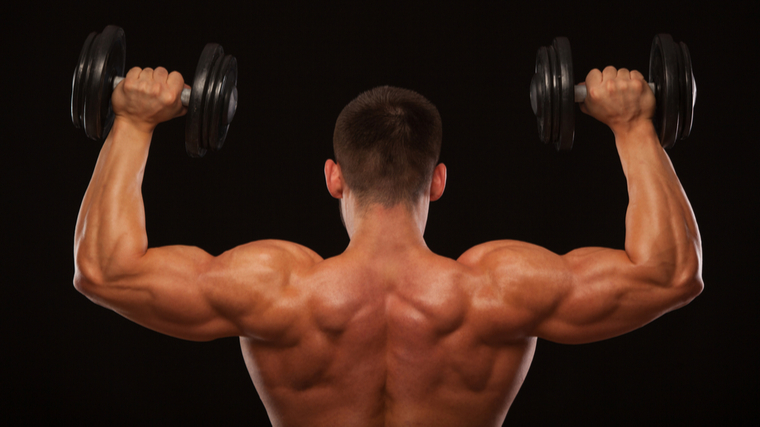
[71, 25, 238, 157]
[529, 34, 696, 151]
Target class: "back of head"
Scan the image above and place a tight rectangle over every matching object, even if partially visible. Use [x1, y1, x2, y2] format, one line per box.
[333, 86, 442, 209]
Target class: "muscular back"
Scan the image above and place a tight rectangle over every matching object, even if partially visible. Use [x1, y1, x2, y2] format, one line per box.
[73, 67, 702, 427]
[239, 243, 536, 427]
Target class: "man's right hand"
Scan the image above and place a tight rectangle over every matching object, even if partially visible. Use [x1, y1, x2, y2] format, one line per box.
[112, 66, 187, 135]
[580, 66, 656, 138]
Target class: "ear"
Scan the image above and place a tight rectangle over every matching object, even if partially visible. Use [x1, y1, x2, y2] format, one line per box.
[429, 163, 447, 201]
[325, 159, 344, 199]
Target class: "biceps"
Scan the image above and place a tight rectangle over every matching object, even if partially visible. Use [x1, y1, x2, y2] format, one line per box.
[87, 246, 241, 341]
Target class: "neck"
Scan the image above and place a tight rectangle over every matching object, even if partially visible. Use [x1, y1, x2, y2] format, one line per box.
[344, 202, 429, 254]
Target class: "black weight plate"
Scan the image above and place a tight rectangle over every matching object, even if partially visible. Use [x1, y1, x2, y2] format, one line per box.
[530, 72, 543, 118]
[83, 25, 125, 140]
[207, 54, 238, 151]
[530, 49, 545, 139]
[71, 31, 96, 129]
[678, 41, 696, 140]
[222, 66, 239, 124]
[540, 47, 553, 144]
[82, 29, 106, 139]
[649, 34, 679, 149]
[186, 43, 224, 158]
[554, 37, 574, 151]
[533, 46, 552, 144]
[202, 50, 226, 152]
[547, 43, 560, 146]
[100, 28, 126, 140]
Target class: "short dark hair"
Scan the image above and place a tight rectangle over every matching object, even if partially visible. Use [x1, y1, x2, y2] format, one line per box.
[333, 86, 442, 208]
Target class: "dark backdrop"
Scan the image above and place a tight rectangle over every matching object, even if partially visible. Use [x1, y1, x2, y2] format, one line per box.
[3, 1, 758, 425]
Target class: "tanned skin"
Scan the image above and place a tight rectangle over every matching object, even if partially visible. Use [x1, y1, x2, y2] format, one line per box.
[74, 65, 702, 426]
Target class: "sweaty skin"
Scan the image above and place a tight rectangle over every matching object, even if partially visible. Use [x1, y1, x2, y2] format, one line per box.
[74, 66, 702, 426]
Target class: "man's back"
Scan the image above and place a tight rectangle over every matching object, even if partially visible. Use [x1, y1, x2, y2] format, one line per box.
[73, 75, 701, 427]
[239, 241, 536, 427]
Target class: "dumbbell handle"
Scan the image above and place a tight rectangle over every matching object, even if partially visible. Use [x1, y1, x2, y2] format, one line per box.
[574, 82, 656, 103]
[112, 76, 191, 106]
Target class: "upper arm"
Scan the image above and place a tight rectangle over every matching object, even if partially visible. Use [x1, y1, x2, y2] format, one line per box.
[463, 241, 700, 344]
[74, 240, 320, 342]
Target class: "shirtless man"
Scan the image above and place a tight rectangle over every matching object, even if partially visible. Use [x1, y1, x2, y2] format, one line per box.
[74, 64, 703, 426]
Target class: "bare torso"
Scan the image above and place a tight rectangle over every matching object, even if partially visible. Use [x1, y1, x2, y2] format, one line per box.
[73, 66, 703, 427]
[240, 247, 536, 427]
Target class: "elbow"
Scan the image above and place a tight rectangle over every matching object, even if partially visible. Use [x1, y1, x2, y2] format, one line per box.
[677, 237, 704, 303]
[73, 245, 113, 298]
[73, 257, 105, 297]
[646, 242, 703, 305]
[73, 248, 142, 300]
[671, 260, 704, 306]
[679, 271, 704, 303]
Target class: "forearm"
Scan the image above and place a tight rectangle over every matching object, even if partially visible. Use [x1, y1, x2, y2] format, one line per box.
[616, 122, 702, 288]
[74, 118, 153, 286]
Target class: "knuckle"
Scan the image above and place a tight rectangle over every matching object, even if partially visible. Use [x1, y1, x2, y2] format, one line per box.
[160, 91, 177, 105]
[169, 71, 184, 84]
[123, 79, 137, 92]
[150, 83, 162, 96]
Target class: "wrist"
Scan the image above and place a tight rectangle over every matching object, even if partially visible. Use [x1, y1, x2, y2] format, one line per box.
[109, 116, 155, 147]
[612, 118, 656, 138]
[614, 120, 660, 150]
[614, 121, 663, 176]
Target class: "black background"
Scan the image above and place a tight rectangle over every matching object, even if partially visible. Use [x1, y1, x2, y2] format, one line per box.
[3, 1, 758, 425]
